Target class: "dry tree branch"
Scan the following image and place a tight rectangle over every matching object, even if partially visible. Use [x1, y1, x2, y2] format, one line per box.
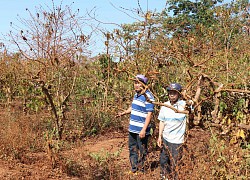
[221, 89, 250, 93]
[29, 80, 59, 122]
[10, 31, 47, 67]
[86, 7, 122, 28]
[141, 89, 189, 114]
[110, 1, 141, 22]
[185, 72, 201, 91]
[187, 72, 250, 124]
[61, 71, 77, 107]
[238, 124, 250, 131]
[211, 92, 221, 121]
[116, 68, 191, 114]
[134, 78, 190, 114]
[193, 75, 202, 104]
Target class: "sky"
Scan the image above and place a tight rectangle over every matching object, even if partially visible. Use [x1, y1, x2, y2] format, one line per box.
[0, 0, 232, 56]
[0, 0, 166, 31]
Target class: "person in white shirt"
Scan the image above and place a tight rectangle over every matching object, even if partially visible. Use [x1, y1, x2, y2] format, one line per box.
[157, 83, 187, 180]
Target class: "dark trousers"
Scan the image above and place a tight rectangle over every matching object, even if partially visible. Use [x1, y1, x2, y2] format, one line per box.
[128, 132, 149, 172]
[160, 138, 182, 179]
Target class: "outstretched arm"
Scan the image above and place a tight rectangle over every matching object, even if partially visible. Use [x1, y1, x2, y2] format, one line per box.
[116, 107, 132, 117]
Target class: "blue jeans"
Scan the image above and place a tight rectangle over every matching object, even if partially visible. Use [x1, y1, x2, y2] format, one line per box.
[160, 138, 182, 179]
[128, 132, 149, 172]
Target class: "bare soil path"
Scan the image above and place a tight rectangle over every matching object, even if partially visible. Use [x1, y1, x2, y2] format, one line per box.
[0, 132, 162, 179]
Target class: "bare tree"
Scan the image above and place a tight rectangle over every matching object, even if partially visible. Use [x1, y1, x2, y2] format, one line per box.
[9, 1, 94, 140]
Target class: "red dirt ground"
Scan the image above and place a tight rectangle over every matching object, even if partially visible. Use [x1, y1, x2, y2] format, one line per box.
[0, 128, 212, 179]
[0, 105, 212, 179]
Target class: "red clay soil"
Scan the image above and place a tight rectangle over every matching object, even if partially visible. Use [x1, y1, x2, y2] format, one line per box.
[0, 104, 213, 179]
[0, 127, 212, 179]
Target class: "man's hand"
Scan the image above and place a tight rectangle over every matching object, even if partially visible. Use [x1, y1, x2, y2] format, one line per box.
[157, 136, 162, 147]
[115, 112, 123, 118]
[116, 107, 131, 118]
[139, 130, 146, 138]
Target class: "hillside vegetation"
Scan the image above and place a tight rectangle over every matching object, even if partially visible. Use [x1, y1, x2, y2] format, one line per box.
[0, 0, 249, 179]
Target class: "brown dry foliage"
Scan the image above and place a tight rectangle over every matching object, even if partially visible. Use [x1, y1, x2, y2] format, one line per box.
[0, 1, 249, 179]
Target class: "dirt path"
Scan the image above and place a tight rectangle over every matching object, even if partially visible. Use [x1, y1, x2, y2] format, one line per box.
[0, 134, 161, 179]
[0, 127, 211, 179]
